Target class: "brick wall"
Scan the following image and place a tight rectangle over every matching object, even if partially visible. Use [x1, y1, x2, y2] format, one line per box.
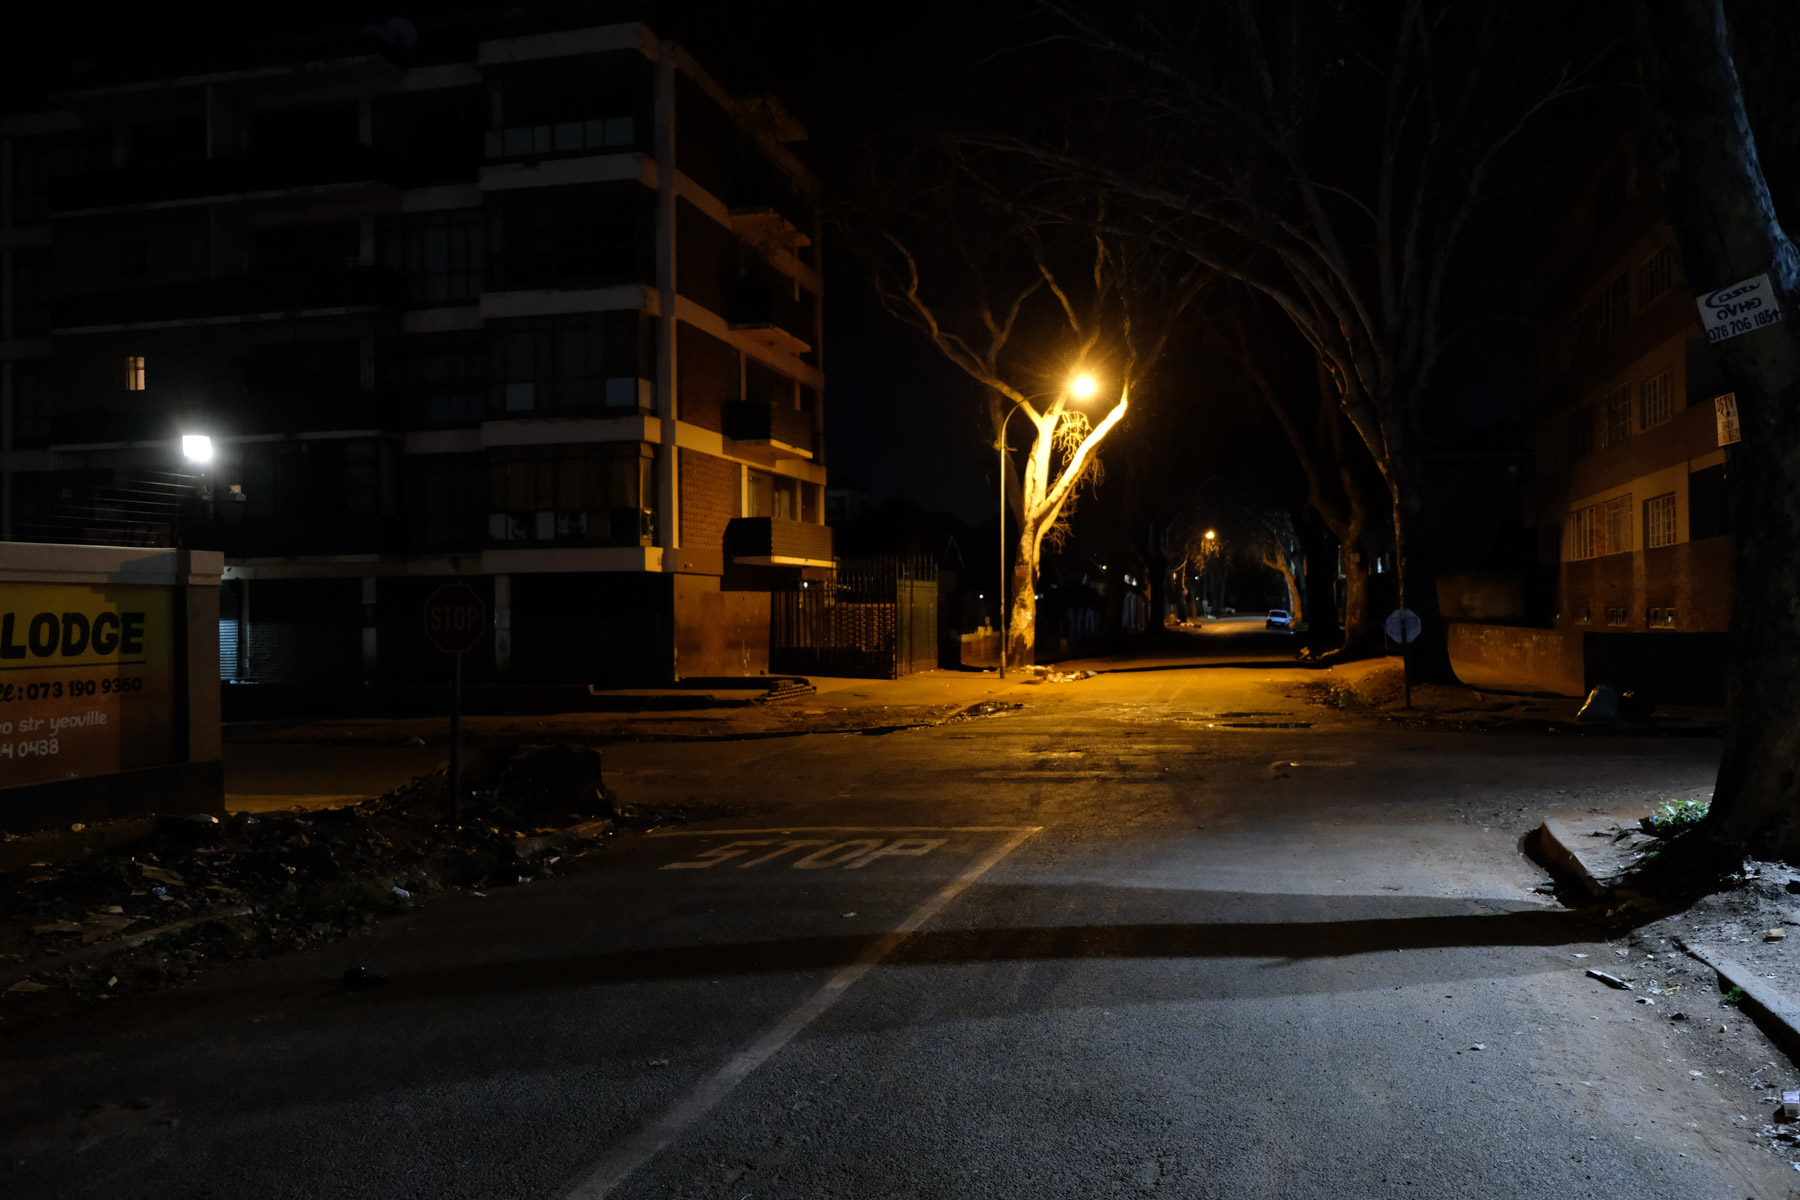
[680, 449, 738, 552]
[677, 320, 737, 433]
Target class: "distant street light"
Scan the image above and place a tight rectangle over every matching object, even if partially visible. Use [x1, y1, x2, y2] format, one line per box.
[1204, 529, 1216, 540]
[999, 372, 1106, 678]
[181, 434, 214, 463]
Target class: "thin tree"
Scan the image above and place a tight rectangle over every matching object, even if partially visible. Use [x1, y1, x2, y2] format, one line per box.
[1635, 0, 1800, 861]
[848, 159, 1206, 666]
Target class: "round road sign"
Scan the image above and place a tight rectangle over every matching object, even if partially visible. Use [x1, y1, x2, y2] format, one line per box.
[424, 582, 486, 654]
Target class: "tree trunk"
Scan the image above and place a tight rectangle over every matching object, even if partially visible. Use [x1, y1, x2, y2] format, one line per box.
[1386, 438, 1456, 683]
[1300, 513, 1339, 652]
[1263, 554, 1301, 622]
[1637, 0, 1800, 857]
[1007, 539, 1037, 668]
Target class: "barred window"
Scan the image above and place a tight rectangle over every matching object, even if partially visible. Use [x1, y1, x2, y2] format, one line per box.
[1570, 495, 1633, 560]
[1645, 492, 1677, 549]
[1640, 369, 1676, 429]
[1638, 244, 1676, 307]
[1572, 272, 1630, 351]
[1600, 384, 1632, 447]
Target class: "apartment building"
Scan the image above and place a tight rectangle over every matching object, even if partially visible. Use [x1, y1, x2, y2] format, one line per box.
[1523, 121, 1735, 699]
[0, 13, 831, 686]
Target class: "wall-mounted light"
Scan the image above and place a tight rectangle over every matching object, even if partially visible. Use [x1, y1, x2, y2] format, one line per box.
[181, 434, 214, 463]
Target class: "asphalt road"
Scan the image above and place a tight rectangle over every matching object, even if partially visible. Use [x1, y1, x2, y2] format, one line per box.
[5, 620, 1791, 1198]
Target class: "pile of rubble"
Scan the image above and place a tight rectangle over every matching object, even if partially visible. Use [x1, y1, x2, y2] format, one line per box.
[0, 744, 705, 1024]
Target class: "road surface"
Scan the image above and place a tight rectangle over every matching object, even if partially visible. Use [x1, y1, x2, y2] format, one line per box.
[5, 621, 1789, 1198]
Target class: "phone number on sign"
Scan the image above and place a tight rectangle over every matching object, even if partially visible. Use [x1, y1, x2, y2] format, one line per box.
[0, 735, 60, 759]
[0, 676, 143, 702]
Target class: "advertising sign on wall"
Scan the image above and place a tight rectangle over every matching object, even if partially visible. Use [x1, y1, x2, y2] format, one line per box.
[0, 584, 178, 788]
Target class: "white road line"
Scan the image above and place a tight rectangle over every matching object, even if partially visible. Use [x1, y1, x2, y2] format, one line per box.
[561, 825, 1041, 1199]
[645, 825, 1038, 836]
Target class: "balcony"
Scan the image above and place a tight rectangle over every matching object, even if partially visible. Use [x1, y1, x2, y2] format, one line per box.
[727, 279, 811, 357]
[723, 401, 813, 457]
[52, 146, 402, 214]
[724, 516, 834, 567]
[54, 266, 404, 331]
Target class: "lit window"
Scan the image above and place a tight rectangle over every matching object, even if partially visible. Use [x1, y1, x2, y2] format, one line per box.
[1645, 492, 1677, 549]
[124, 355, 146, 391]
[1641, 370, 1676, 429]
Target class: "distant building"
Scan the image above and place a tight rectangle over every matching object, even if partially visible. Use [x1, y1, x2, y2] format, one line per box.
[1506, 115, 1735, 700]
[0, 13, 831, 686]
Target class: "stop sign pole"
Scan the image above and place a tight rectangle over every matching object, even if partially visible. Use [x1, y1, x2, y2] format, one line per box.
[424, 583, 486, 823]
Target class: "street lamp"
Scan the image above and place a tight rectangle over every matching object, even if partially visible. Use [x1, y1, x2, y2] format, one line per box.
[181, 434, 214, 464]
[998, 372, 1103, 678]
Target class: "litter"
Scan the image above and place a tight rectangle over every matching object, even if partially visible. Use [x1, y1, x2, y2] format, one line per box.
[1586, 969, 1633, 990]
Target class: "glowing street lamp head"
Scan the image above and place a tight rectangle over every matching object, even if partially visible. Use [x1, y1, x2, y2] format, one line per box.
[181, 434, 214, 464]
[1068, 373, 1099, 401]
[1204, 529, 1216, 540]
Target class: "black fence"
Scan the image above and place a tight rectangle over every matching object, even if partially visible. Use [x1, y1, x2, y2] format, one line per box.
[771, 556, 938, 679]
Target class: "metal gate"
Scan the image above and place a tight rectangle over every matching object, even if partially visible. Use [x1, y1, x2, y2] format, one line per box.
[771, 556, 938, 678]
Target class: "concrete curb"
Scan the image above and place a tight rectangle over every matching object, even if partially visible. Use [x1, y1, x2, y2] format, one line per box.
[1677, 939, 1800, 1066]
[1536, 819, 1610, 898]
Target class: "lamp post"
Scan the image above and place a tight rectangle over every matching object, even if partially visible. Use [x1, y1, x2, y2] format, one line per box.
[998, 373, 1100, 678]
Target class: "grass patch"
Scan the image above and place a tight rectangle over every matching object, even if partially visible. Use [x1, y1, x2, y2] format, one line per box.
[1720, 985, 1745, 1008]
[1647, 798, 1710, 838]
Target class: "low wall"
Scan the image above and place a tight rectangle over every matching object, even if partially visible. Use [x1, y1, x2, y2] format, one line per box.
[1448, 623, 1585, 696]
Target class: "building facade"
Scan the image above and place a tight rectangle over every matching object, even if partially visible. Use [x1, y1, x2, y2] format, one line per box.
[0, 14, 831, 686]
[1522, 122, 1735, 699]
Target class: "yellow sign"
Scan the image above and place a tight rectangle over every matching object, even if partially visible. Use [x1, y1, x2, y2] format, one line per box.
[0, 584, 177, 788]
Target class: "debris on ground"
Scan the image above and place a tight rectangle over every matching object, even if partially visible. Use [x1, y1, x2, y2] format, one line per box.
[0, 743, 734, 1028]
[1587, 968, 1634, 990]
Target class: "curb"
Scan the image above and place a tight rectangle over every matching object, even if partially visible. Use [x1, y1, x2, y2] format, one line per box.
[1535, 819, 1610, 898]
[1678, 939, 1800, 1066]
[1, 905, 253, 989]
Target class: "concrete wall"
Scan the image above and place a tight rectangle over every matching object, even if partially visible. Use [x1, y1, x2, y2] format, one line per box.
[1437, 571, 1526, 622]
[1448, 623, 1586, 696]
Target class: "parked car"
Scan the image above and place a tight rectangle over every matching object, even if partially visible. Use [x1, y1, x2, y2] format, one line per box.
[1265, 608, 1292, 631]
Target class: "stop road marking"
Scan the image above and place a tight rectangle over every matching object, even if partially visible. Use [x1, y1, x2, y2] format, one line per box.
[662, 836, 948, 871]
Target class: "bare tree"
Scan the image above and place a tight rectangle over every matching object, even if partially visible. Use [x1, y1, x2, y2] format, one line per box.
[1205, 306, 1383, 658]
[1635, 0, 1800, 860]
[988, 0, 1584, 680]
[848, 156, 1206, 666]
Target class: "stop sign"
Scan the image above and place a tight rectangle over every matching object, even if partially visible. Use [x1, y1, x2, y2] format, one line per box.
[424, 582, 486, 654]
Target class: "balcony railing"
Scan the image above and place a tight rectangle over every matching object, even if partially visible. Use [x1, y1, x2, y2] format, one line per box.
[51, 146, 403, 212]
[724, 516, 833, 565]
[723, 401, 813, 454]
[54, 266, 404, 330]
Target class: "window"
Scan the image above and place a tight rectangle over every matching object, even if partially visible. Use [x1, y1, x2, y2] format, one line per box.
[378, 210, 483, 304]
[1567, 405, 1595, 462]
[10, 248, 50, 336]
[487, 184, 649, 290]
[486, 444, 652, 543]
[489, 313, 648, 416]
[1639, 244, 1676, 307]
[1569, 495, 1633, 560]
[122, 356, 147, 391]
[1644, 492, 1677, 549]
[1571, 272, 1630, 351]
[1640, 369, 1676, 429]
[12, 360, 51, 446]
[9, 130, 110, 224]
[1600, 384, 1632, 447]
[486, 55, 646, 161]
[1573, 607, 1592, 625]
[404, 453, 486, 549]
[1689, 462, 1731, 540]
[255, 223, 360, 275]
[1605, 606, 1630, 627]
[384, 332, 487, 427]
